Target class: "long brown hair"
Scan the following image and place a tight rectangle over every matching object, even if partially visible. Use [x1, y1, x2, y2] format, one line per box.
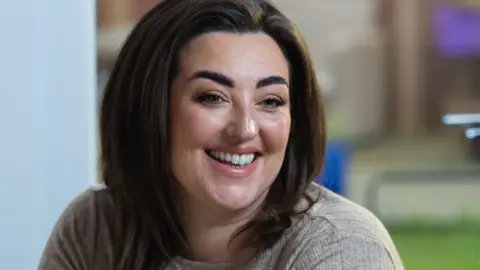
[100, 0, 325, 268]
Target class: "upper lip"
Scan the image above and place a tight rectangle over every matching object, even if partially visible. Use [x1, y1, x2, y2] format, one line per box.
[207, 146, 262, 155]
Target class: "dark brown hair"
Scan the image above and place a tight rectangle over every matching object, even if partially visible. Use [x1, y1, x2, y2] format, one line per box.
[100, 0, 325, 268]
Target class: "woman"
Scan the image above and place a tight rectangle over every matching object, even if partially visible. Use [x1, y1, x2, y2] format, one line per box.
[40, 0, 404, 269]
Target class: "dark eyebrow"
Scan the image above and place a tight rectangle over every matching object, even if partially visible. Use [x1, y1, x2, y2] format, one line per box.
[188, 70, 234, 88]
[256, 76, 289, 88]
[188, 70, 288, 88]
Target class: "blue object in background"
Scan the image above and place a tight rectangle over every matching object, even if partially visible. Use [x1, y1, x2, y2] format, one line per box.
[314, 141, 350, 195]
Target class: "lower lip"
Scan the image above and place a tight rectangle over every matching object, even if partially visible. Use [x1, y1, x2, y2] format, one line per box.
[205, 153, 259, 179]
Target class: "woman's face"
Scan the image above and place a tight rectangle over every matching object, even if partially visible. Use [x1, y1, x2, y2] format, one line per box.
[170, 32, 291, 211]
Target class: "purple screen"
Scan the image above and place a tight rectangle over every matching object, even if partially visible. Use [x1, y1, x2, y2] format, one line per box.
[433, 3, 480, 57]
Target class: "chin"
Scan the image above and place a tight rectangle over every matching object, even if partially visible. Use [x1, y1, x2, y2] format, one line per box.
[210, 183, 267, 212]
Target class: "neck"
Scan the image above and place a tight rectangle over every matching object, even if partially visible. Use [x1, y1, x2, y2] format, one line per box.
[176, 193, 264, 263]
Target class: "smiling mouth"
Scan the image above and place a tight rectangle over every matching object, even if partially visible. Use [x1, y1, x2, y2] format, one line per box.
[206, 150, 260, 167]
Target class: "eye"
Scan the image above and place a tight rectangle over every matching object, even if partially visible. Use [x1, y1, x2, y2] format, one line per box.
[261, 97, 286, 108]
[195, 92, 226, 105]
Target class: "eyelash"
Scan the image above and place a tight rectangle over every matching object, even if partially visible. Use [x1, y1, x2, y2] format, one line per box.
[194, 92, 286, 108]
[261, 97, 286, 108]
[195, 92, 225, 105]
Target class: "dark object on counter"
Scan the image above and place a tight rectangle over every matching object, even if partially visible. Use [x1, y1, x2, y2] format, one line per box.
[467, 128, 480, 160]
[443, 114, 480, 160]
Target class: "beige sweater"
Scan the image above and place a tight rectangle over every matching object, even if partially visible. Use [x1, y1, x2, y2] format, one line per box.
[39, 183, 404, 269]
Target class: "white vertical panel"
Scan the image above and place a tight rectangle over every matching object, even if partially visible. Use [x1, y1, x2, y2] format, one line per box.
[0, 0, 96, 269]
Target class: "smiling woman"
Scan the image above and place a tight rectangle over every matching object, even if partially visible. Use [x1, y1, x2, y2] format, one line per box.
[39, 0, 404, 269]
[170, 32, 292, 218]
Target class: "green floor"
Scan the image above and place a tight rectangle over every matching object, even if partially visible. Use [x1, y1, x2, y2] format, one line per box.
[391, 229, 480, 270]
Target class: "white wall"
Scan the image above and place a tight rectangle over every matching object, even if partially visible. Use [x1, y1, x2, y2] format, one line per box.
[0, 1, 97, 269]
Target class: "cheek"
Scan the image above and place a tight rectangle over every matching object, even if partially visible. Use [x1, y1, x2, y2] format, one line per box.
[258, 112, 291, 152]
[171, 104, 228, 147]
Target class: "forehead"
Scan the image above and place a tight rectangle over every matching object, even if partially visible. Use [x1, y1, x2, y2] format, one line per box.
[178, 32, 289, 82]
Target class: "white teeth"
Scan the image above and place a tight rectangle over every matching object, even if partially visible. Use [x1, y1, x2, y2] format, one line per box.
[208, 151, 256, 166]
[239, 154, 247, 166]
[247, 154, 254, 164]
[231, 154, 240, 165]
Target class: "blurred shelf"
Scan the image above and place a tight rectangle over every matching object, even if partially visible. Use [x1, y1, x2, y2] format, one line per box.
[443, 113, 480, 128]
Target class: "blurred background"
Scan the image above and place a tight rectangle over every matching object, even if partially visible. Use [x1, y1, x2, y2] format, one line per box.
[1, 0, 479, 269]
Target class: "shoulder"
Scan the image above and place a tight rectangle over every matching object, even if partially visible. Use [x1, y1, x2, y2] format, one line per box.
[279, 183, 404, 270]
[62, 183, 112, 213]
[38, 184, 115, 270]
[305, 183, 395, 244]
[54, 184, 114, 230]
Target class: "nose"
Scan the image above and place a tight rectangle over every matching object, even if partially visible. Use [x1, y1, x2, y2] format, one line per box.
[225, 109, 258, 142]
